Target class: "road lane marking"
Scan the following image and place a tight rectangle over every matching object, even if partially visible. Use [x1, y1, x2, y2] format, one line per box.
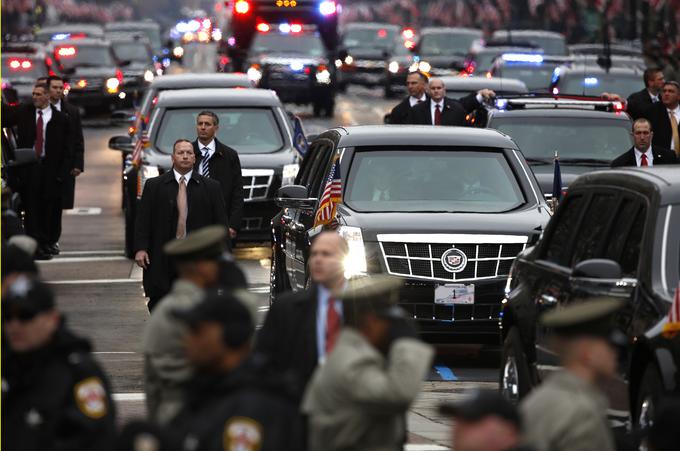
[47, 279, 142, 285]
[38, 256, 129, 264]
[60, 250, 124, 256]
[94, 352, 137, 354]
[249, 286, 270, 293]
[405, 446, 450, 451]
[434, 366, 458, 381]
[113, 393, 146, 401]
[65, 207, 102, 215]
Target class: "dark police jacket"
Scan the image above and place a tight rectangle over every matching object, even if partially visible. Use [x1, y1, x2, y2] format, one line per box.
[626, 88, 657, 120]
[610, 146, 679, 167]
[192, 139, 244, 231]
[640, 101, 680, 151]
[407, 94, 481, 126]
[387, 95, 429, 125]
[1, 322, 116, 451]
[134, 170, 228, 299]
[169, 358, 304, 451]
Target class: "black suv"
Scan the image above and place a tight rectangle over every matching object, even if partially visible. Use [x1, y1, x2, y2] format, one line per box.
[272, 125, 551, 343]
[246, 27, 336, 117]
[2, 44, 51, 104]
[336, 23, 399, 90]
[500, 168, 680, 427]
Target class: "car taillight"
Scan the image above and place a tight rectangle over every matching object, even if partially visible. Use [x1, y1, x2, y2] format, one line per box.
[318, 64, 328, 72]
[402, 28, 415, 40]
[612, 101, 625, 112]
[8, 58, 33, 70]
[116, 68, 123, 84]
[377, 29, 387, 38]
[319, 0, 336, 15]
[256, 22, 270, 32]
[57, 46, 77, 57]
[234, 0, 250, 14]
[290, 23, 302, 33]
[404, 40, 415, 49]
[76, 79, 87, 88]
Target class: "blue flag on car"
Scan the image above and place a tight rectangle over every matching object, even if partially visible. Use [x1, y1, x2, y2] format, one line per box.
[552, 152, 562, 202]
[293, 117, 308, 157]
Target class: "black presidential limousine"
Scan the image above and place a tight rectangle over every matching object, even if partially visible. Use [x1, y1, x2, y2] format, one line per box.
[271, 125, 551, 343]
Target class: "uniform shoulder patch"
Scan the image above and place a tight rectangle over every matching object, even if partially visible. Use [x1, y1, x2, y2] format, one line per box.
[223, 416, 263, 451]
[74, 376, 108, 419]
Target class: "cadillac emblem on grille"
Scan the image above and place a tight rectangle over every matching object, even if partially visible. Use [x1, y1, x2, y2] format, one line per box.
[441, 247, 467, 273]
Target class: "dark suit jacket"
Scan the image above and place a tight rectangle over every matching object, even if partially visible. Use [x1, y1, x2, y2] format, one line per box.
[255, 287, 319, 401]
[134, 170, 228, 299]
[387, 95, 429, 125]
[193, 139, 244, 230]
[610, 146, 679, 167]
[407, 93, 480, 126]
[641, 102, 680, 151]
[59, 99, 84, 209]
[626, 88, 656, 121]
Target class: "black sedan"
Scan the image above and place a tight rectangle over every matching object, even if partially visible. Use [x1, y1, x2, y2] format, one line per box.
[272, 125, 551, 343]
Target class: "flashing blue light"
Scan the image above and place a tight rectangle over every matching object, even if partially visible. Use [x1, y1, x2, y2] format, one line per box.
[52, 33, 70, 40]
[290, 61, 304, 71]
[501, 53, 543, 64]
[279, 23, 291, 33]
[175, 21, 190, 33]
[584, 77, 599, 86]
[162, 57, 171, 67]
[495, 99, 508, 110]
[551, 67, 561, 84]
[319, 0, 337, 15]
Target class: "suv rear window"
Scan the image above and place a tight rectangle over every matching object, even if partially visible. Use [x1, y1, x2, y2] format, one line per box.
[344, 149, 525, 213]
[558, 72, 640, 98]
[155, 108, 284, 154]
[2, 56, 47, 80]
[55, 45, 114, 69]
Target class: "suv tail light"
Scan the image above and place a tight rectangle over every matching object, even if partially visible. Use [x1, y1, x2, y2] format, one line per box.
[290, 23, 302, 33]
[234, 0, 250, 14]
[116, 68, 124, 84]
[256, 22, 270, 32]
[56, 46, 77, 57]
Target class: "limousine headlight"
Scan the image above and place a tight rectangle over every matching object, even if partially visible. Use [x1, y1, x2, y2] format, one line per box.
[337, 226, 367, 279]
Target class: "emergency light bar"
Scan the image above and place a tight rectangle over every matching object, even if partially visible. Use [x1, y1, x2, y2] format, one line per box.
[501, 53, 544, 64]
[495, 96, 625, 113]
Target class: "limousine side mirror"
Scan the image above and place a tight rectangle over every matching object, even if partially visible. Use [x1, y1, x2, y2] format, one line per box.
[108, 135, 134, 153]
[276, 185, 317, 210]
[7, 148, 38, 167]
[570, 259, 638, 297]
[111, 109, 134, 124]
[572, 259, 622, 279]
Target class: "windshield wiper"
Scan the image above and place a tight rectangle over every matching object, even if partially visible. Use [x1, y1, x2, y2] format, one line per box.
[525, 157, 554, 165]
[559, 158, 610, 166]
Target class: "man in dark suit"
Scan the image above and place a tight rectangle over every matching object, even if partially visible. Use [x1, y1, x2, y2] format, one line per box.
[256, 231, 349, 401]
[386, 71, 429, 125]
[611, 118, 679, 167]
[41, 75, 84, 255]
[192, 111, 244, 241]
[7, 83, 71, 260]
[641, 81, 680, 158]
[408, 77, 495, 126]
[134, 139, 228, 311]
[626, 68, 665, 120]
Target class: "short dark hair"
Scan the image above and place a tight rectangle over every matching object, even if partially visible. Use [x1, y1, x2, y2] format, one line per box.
[632, 118, 653, 132]
[197, 110, 219, 126]
[406, 71, 428, 83]
[33, 83, 48, 92]
[46, 75, 64, 87]
[173, 139, 193, 153]
[643, 68, 662, 87]
[36, 76, 48, 84]
[664, 81, 680, 91]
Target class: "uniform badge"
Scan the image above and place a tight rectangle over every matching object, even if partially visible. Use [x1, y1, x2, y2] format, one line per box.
[74, 377, 108, 419]
[223, 417, 263, 451]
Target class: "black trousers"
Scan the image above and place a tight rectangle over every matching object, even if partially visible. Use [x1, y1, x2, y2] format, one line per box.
[22, 163, 64, 246]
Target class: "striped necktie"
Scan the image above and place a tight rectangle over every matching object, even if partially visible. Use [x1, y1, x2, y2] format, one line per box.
[201, 147, 210, 178]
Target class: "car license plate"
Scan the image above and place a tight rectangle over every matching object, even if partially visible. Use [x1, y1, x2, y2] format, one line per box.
[434, 284, 475, 305]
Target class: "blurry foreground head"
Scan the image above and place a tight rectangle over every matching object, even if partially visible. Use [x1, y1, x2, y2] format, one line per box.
[3, 275, 60, 353]
[440, 390, 522, 451]
[172, 291, 254, 372]
[164, 225, 228, 289]
[541, 296, 626, 382]
[309, 231, 349, 290]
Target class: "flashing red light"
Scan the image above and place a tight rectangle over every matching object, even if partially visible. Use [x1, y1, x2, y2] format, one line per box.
[377, 29, 387, 38]
[402, 28, 415, 40]
[256, 22, 270, 32]
[57, 46, 77, 57]
[8, 59, 21, 69]
[152, 96, 158, 105]
[612, 101, 625, 112]
[21, 60, 32, 69]
[290, 23, 302, 33]
[7, 59, 33, 70]
[116, 68, 124, 85]
[234, 0, 250, 14]
[45, 56, 53, 66]
[464, 62, 475, 74]
[304, 67, 311, 74]
[69, 33, 87, 39]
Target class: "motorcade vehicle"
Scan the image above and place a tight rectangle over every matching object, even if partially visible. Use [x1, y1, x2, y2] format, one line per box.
[34, 23, 105, 43]
[489, 53, 571, 92]
[271, 125, 551, 343]
[464, 43, 543, 76]
[336, 23, 400, 89]
[550, 64, 643, 98]
[246, 25, 336, 117]
[411, 27, 483, 76]
[104, 20, 164, 54]
[484, 96, 632, 199]
[499, 168, 680, 429]
[45, 38, 124, 111]
[228, 0, 340, 70]
[108, 88, 300, 254]
[383, 37, 416, 98]
[569, 43, 644, 58]
[108, 36, 156, 106]
[491, 30, 568, 55]
[1, 43, 51, 103]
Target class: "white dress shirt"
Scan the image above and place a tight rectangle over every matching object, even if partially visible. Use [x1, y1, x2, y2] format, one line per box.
[430, 99, 445, 125]
[316, 284, 343, 364]
[648, 90, 659, 103]
[35, 105, 52, 157]
[634, 146, 654, 167]
[668, 106, 680, 150]
[53, 100, 62, 111]
[173, 169, 192, 183]
[197, 139, 215, 176]
[408, 94, 427, 107]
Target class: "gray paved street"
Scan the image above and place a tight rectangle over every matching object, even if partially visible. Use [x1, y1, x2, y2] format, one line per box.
[38, 86, 498, 449]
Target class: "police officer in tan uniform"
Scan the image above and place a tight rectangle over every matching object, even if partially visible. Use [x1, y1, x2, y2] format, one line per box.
[520, 297, 625, 451]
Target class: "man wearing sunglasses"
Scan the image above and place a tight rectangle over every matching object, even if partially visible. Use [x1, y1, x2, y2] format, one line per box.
[2, 276, 116, 451]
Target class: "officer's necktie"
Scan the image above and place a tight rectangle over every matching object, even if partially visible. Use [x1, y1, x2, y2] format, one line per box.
[434, 103, 442, 125]
[669, 110, 680, 157]
[176, 176, 187, 239]
[325, 297, 341, 354]
[35, 110, 44, 158]
[201, 147, 210, 178]
[640, 153, 648, 167]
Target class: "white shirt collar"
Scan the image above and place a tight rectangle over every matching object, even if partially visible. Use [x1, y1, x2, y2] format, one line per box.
[173, 169, 192, 183]
[198, 139, 215, 156]
[647, 90, 658, 100]
[53, 100, 62, 111]
[431, 98, 444, 107]
[667, 105, 680, 115]
[409, 93, 427, 107]
[37, 105, 51, 115]
[634, 146, 653, 166]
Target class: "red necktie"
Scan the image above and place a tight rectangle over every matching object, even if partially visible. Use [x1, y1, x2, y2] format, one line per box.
[640, 153, 648, 167]
[325, 297, 341, 354]
[35, 110, 44, 158]
[434, 103, 442, 125]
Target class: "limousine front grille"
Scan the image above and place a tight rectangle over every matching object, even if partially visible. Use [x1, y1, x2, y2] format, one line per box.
[378, 234, 527, 283]
[242, 169, 274, 201]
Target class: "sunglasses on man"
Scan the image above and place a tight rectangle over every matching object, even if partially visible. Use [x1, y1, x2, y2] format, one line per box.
[2, 309, 38, 323]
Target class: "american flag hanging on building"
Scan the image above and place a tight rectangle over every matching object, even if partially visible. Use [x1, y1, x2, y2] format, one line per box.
[314, 154, 342, 227]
